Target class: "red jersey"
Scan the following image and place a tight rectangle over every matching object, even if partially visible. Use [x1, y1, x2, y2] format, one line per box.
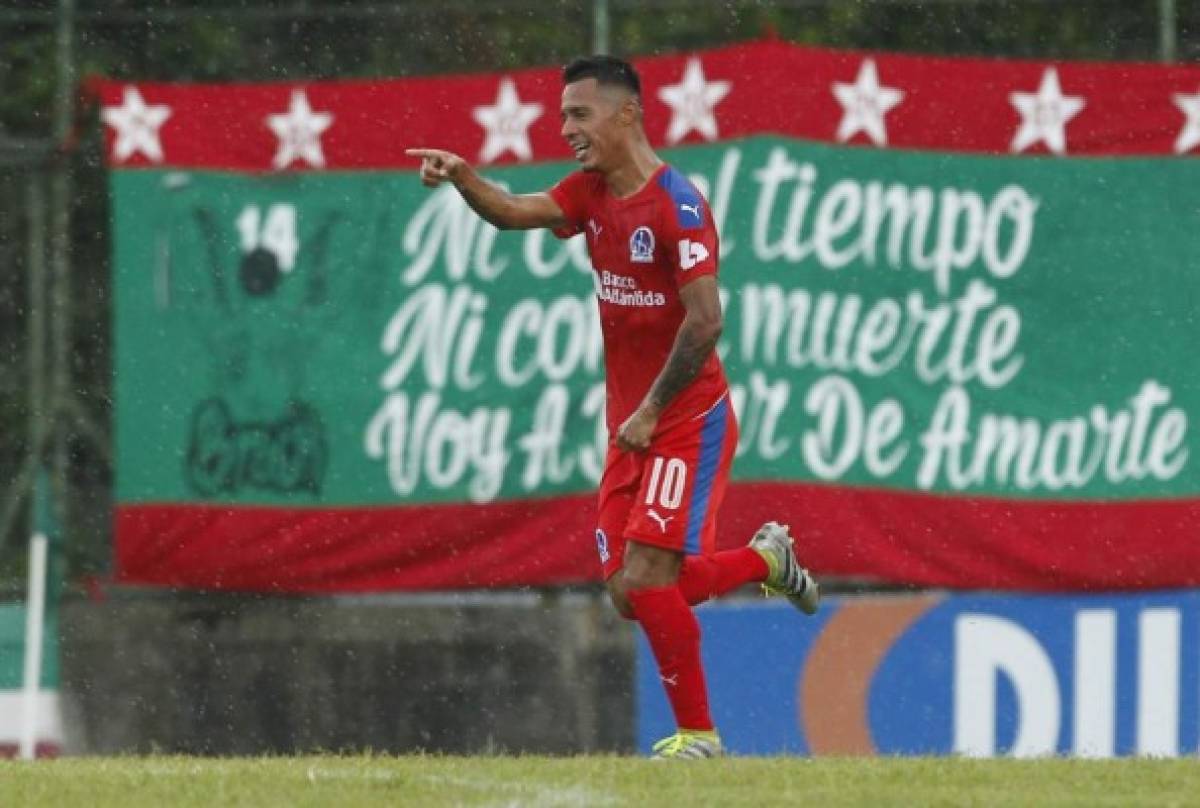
[548, 164, 729, 438]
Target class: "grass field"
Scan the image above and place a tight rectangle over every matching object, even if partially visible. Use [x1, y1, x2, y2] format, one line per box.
[3, 755, 1199, 807]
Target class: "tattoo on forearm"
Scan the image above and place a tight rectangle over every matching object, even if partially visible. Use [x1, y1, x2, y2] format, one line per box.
[646, 323, 719, 412]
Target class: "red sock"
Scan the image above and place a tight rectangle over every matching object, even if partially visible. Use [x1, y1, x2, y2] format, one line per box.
[627, 585, 713, 731]
[677, 548, 768, 606]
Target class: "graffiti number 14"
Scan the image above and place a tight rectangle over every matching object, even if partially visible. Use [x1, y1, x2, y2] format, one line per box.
[236, 204, 299, 272]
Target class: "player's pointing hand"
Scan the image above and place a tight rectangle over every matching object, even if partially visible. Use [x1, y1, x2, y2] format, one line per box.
[406, 148, 468, 188]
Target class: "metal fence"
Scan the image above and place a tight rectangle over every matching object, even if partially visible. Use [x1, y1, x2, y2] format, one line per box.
[0, 0, 1196, 585]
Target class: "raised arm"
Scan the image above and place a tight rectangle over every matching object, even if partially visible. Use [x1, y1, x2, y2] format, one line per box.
[616, 275, 724, 452]
[406, 147, 567, 231]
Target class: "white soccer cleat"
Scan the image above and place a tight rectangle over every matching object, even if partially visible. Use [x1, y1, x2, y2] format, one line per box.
[749, 521, 820, 615]
[650, 730, 723, 760]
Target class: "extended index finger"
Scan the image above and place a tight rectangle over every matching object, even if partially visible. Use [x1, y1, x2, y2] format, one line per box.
[405, 148, 444, 159]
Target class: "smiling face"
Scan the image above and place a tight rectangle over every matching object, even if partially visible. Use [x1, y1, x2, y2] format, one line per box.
[560, 78, 637, 173]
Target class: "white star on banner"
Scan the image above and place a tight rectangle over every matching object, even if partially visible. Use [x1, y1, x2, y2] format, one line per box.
[101, 86, 172, 163]
[473, 78, 543, 163]
[658, 57, 732, 144]
[1172, 88, 1200, 154]
[266, 89, 334, 169]
[1009, 68, 1085, 155]
[831, 59, 904, 147]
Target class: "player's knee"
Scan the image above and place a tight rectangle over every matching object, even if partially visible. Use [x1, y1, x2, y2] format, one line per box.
[609, 590, 636, 620]
[620, 565, 657, 593]
[621, 544, 681, 592]
[606, 579, 636, 619]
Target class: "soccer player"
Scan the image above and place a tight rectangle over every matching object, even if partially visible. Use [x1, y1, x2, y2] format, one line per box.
[407, 55, 818, 759]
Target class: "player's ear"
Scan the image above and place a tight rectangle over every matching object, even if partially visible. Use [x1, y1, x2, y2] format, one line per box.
[620, 96, 640, 126]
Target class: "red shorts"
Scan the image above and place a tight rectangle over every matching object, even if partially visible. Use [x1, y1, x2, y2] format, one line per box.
[594, 394, 738, 580]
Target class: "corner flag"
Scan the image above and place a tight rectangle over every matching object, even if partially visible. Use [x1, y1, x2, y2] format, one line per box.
[1, 469, 64, 759]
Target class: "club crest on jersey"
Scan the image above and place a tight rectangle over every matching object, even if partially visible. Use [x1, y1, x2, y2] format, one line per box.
[629, 226, 655, 263]
[595, 528, 611, 563]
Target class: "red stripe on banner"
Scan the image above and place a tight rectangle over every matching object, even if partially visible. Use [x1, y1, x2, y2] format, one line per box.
[115, 495, 601, 593]
[116, 484, 1200, 593]
[722, 484, 1200, 592]
[92, 40, 1200, 171]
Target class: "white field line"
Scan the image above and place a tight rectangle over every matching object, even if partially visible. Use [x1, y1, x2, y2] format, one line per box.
[304, 765, 400, 784]
[419, 772, 620, 808]
[102, 760, 621, 807]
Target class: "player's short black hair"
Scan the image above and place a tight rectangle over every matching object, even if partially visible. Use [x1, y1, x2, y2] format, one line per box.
[562, 55, 641, 98]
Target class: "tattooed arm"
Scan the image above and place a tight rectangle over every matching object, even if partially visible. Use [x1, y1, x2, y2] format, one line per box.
[616, 275, 723, 452]
[405, 147, 566, 231]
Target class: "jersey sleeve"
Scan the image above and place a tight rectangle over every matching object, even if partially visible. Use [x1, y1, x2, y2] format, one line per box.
[547, 171, 592, 240]
[658, 170, 720, 287]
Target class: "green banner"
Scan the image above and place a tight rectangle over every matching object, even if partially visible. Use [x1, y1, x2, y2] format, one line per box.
[114, 137, 1199, 507]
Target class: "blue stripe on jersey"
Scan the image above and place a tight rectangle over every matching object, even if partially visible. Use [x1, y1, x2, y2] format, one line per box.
[683, 396, 729, 556]
[657, 166, 705, 230]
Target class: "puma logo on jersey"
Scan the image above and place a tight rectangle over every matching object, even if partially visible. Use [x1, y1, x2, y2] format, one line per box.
[661, 673, 679, 688]
[678, 239, 710, 271]
[647, 509, 675, 533]
[679, 202, 701, 221]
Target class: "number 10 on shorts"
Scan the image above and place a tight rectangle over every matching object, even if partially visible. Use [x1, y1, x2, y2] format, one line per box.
[645, 456, 687, 510]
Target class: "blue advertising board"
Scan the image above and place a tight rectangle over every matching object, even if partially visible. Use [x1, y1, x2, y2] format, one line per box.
[636, 591, 1200, 757]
